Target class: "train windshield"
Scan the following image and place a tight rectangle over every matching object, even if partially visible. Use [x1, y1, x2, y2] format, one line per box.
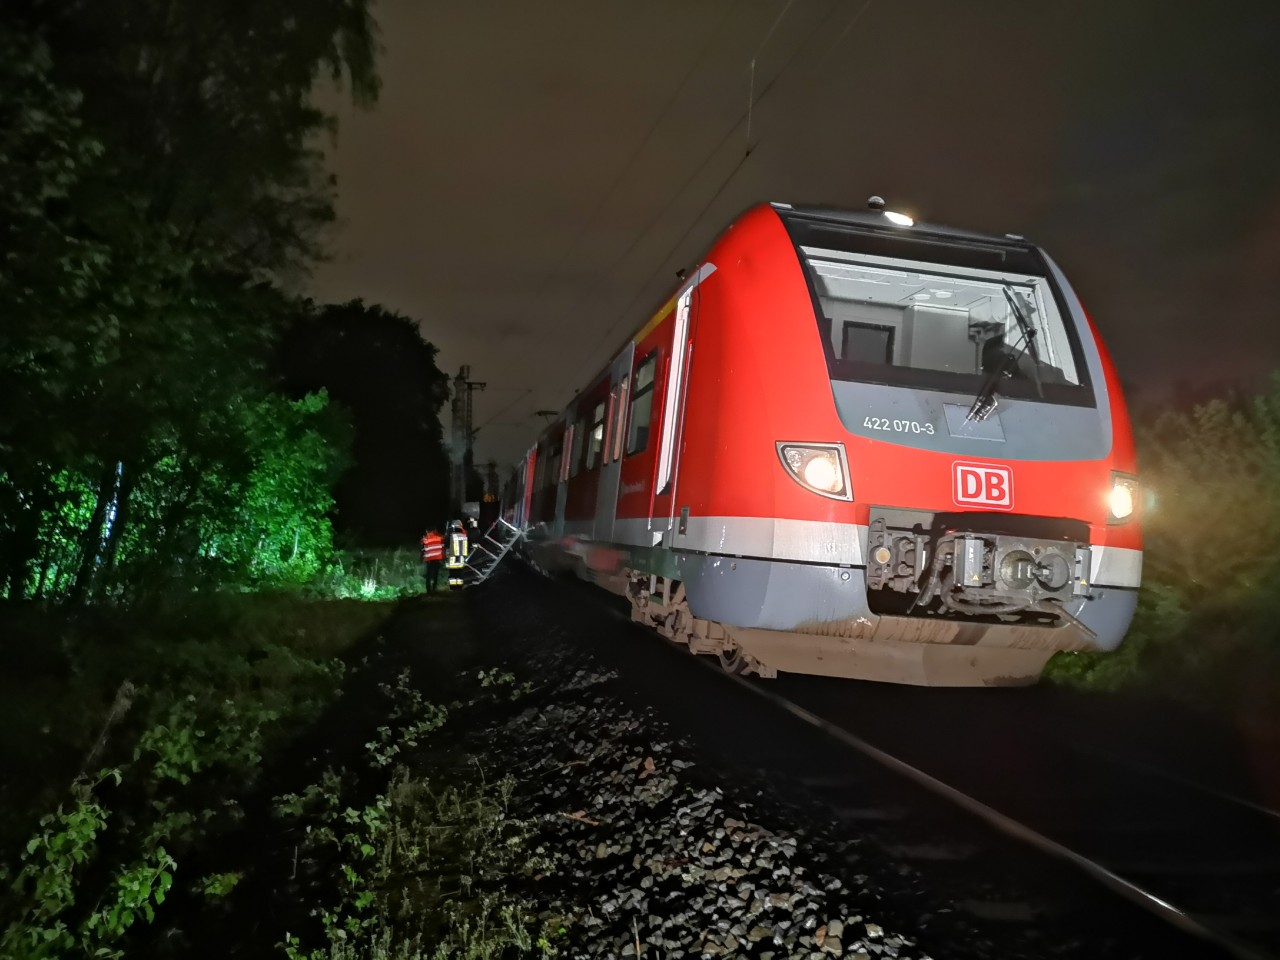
[782, 214, 1094, 406]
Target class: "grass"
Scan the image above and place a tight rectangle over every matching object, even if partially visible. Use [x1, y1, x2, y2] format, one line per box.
[314, 548, 428, 601]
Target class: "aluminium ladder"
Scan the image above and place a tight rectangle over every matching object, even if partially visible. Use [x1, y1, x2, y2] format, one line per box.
[462, 518, 525, 585]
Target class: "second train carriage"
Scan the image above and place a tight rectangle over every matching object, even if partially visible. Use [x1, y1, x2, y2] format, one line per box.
[511, 200, 1143, 686]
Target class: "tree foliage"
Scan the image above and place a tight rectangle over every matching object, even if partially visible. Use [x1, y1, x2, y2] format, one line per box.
[0, 2, 390, 601]
[277, 301, 452, 546]
[6, 0, 379, 274]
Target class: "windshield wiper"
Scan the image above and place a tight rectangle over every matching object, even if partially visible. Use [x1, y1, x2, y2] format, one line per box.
[1004, 286, 1043, 399]
[964, 285, 1041, 423]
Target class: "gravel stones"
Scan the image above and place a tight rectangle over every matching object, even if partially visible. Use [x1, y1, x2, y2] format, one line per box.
[453, 580, 1197, 960]
[450, 654, 924, 960]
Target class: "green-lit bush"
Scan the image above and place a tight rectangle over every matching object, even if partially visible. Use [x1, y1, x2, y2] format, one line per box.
[314, 548, 426, 601]
[0, 389, 347, 603]
[202, 392, 350, 588]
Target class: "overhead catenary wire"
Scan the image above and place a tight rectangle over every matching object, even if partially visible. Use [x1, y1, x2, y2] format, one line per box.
[473, 3, 733, 453]
[746, 0, 797, 146]
[477, 1, 876, 462]
[473, 387, 533, 436]
[653, 1, 872, 276]
[498, 1, 734, 361]
[569, 0, 859, 387]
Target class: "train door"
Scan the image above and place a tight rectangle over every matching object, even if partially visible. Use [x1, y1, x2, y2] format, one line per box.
[593, 343, 636, 542]
[648, 274, 703, 537]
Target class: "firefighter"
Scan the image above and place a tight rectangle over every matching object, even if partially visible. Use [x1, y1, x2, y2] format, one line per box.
[445, 519, 469, 589]
[420, 527, 444, 593]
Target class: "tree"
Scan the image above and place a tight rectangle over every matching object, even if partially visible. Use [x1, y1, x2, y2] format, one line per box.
[0, 1, 380, 600]
[7, 0, 379, 274]
[276, 301, 452, 545]
[0, 24, 110, 597]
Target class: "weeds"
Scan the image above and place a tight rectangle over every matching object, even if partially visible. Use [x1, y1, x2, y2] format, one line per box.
[0, 767, 178, 960]
[281, 666, 553, 960]
[315, 549, 426, 601]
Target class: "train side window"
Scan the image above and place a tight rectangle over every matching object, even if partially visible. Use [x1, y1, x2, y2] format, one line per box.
[568, 418, 585, 478]
[585, 401, 606, 471]
[559, 423, 573, 483]
[546, 433, 562, 489]
[625, 352, 658, 456]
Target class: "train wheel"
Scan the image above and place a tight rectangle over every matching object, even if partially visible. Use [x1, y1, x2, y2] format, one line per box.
[717, 643, 753, 677]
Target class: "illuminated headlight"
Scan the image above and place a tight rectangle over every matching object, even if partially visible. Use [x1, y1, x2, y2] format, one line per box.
[777, 443, 852, 501]
[1107, 472, 1139, 523]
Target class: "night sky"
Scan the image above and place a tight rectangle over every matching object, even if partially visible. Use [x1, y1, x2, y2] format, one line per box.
[311, 0, 1280, 467]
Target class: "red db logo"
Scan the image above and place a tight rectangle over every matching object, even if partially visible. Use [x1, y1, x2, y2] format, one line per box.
[953, 462, 1013, 510]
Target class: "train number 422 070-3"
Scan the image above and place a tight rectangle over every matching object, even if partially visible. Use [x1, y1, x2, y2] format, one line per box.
[864, 416, 936, 435]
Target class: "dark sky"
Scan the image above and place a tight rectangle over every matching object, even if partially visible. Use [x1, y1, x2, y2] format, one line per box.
[311, 0, 1280, 467]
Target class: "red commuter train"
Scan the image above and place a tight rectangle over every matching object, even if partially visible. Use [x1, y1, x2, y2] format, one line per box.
[510, 199, 1142, 686]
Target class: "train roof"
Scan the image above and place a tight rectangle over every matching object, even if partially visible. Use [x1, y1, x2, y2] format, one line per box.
[539, 200, 1043, 442]
[770, 201, 1038, 250]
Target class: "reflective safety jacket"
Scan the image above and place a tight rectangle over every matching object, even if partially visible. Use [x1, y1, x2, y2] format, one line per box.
[420, 532, 444, 562]
[446, 528, 468, 569]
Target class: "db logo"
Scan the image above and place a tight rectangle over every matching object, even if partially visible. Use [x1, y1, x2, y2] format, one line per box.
[953, 462, 1013, 510]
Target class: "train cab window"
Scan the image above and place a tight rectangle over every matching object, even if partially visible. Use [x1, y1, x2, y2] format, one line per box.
[802, 249, 1089, 405]
[585, 401, 606, 471]
[782, 212, 1094, 407]
[625, 352, 658, 456]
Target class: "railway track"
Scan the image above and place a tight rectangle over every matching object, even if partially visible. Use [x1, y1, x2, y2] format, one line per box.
[476, 566, 1278, 959]
[741, 671, 1280, 960]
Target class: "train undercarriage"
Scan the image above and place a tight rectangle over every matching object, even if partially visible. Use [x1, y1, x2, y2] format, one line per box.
[622, 570, 1077, 687]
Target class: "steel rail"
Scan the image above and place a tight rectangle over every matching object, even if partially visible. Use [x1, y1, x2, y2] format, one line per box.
[678, 653, 1275, 960]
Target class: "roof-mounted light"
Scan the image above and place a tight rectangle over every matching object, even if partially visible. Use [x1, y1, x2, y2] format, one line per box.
[866, 195, 913, 227]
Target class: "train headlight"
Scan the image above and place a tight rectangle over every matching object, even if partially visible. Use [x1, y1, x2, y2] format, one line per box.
[777, 443, 852, 501]
[1107, 472, 1139, 524]
[804, 455, 840, 491]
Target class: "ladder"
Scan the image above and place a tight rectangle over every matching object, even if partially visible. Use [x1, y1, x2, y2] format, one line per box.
[462, 518, 525, 585]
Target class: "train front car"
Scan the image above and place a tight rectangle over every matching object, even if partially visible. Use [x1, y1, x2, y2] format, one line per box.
[629, 202, 1142, 686]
